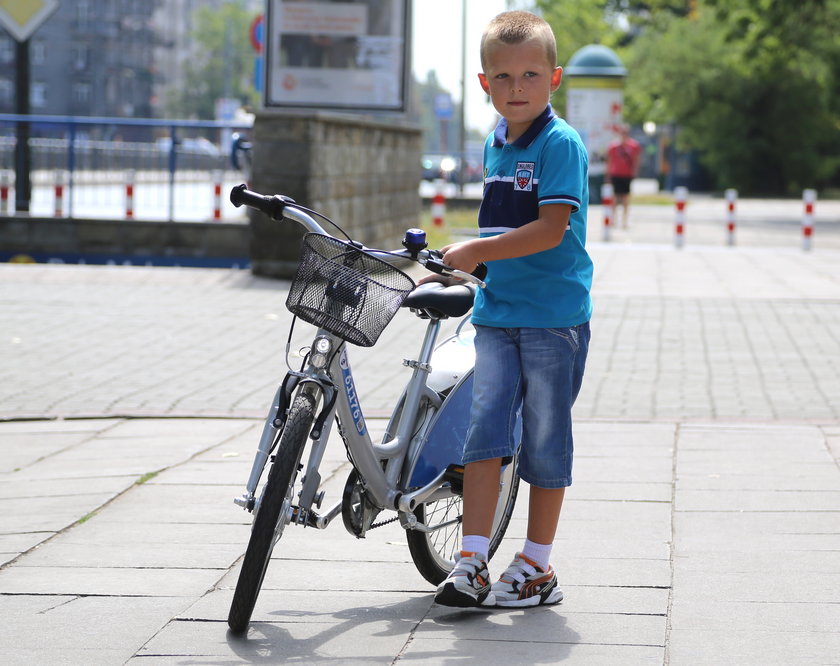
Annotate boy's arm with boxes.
[441,203,571,275]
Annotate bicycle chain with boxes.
[369,514,400,530]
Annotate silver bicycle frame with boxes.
[235,201,476,526]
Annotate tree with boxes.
[621,0,840,194]
[534,0,621,115]
[165,3,259,119]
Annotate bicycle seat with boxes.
[402,282,476,319]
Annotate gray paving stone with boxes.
[0,565,224,596]
[2,230,840,664]
[0,492,119,533]
[418,605,666,651]
[0,594,191,650]
[667,628,840,665]
[401,640,665,665]
[136,615,416,664]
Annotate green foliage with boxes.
[532,0,840,194]
[621,0,840,194]
[165,3,259,119]
[533,0,621,115]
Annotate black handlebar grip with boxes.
[229,184,294,221]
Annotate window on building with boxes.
[0,79,13,105]
[74,44,89,71]
[77,0,92,29]
[31,82,47,108]
[32,40,47,65]
[0,36,13,64]
[73,82,92,107]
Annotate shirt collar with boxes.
[492,105,556,149]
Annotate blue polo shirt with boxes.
[473,105,592,329]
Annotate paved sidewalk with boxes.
[1,209,840,664]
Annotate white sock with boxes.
[461,535,490,558]
[521,539,552,571]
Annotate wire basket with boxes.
[286,233,415,347]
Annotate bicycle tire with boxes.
[406,454,520,585]
[227,392,316,634]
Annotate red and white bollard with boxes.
[213,170,223,221]
[53,170,65,217]
[1,170,10,214]
[601,182,614,242]
[125,170,135,219]
[674,186,688,248]
[802,188,816,251]
[431,180,446,227]
[725,188,737,246]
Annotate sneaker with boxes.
[491,553,563,608]
[434,551,495,608]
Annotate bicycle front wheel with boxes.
[406,456,519,585]
[227,391,316,634]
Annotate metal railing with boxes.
[0,114,252,222]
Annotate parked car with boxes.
[421,154,485,183]
[155,136,221,157]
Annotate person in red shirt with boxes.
[606,124,642,228]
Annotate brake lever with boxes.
[424,254,486,288]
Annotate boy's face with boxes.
[478,38,562,140]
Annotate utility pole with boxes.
[457,0,467,196]
[1,0,61,212]
[14,38,31,213]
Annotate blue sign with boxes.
[434,93,453,120]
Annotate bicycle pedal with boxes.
[443,464,464,496]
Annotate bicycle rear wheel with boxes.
[227,391,316,634]
[407,456,519,585]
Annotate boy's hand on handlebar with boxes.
[418,273,462,286]
[441,240,483,276]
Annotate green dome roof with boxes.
[565,45,627,77]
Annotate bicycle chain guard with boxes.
[341,468,384,537]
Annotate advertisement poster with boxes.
[265,0,409,111]
[566,82,624,177]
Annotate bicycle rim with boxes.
[406,454,520,586]
[227,392,316,634]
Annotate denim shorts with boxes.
[462,323,590,488]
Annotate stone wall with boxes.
[0,216,249,267]
[249,110,422,278]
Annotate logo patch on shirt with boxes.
[514,162,535,191]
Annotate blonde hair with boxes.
[480,11,557,71]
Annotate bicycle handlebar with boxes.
[230,184,486,287]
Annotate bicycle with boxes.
[226,185,520,634]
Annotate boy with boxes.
[433,10,592,608]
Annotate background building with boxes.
[0,0,260,124]
[0,0,160,122]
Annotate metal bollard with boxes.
[431,180,446,227]
[213,170,223,221]
[54,170,65,217]
[802,189,816,251]
[674,186,688,249]
[725,188,737,246]
[125,169,135,219]
[601,182,614,242]
[1,170,11,214]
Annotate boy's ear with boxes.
[551,66,563,90]
[478,72,490,94]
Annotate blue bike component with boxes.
[402,228,427,255]
[339,348,366,436]
[409,371,521,487]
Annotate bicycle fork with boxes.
[234,371,335,517]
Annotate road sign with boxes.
[0,0,59,42]
[434,93,453,120]
[249,14,264,54]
